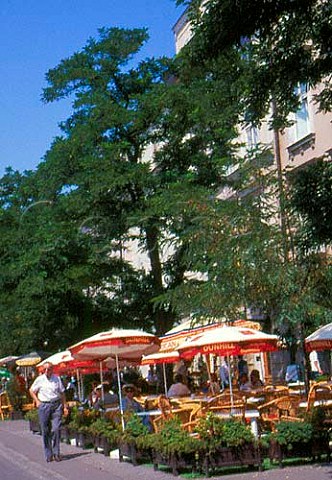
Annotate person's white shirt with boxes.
[167,382,190,397]
[30,373,65,402]
[309,351,323,374]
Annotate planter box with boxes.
[269,439,330,467]
[75,431,93,449]
[60,426,75,444]
[11,411,24,420]
[202,444,262,477]
[119,441,151,466]
[152,450,199,476]
[29,419,41,435]
[93,434,116,456]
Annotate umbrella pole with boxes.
[227,355,234,409]
[99,361,104,401]
[204,354,214,393]
[163,363,168,396]
[116,354,125,431]
[76,369,80,401]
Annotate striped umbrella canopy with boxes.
[141,350,180,395]
[69,328,160,429]
[37,350,103,375]
[69,329,160,361]
[177,325,279,359]
[177,325,279,407]
[305,323,332,352]
[160,317,219,352]
[141,351,180,366]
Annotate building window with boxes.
[294,83,310,141]
[246,125,259,150]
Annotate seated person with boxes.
[121,383,152,431]
[285,364,300,383]
[93,383,119,409]
[121,384,143,413]
[249,369,264,389]
[167,374,191,397]
[238,373,251,391]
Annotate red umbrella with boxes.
[305,323,332,352]
[177,325,279,406]
[141,351,180,395]
[69,328,160,428]
[177,325,278,359]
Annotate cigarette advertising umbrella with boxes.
[160,317,219,352]
[177,325,279,358]
[69,328,160,428]
[37,350,106,401]
[141,350,180,395]
[305,322,332,352]
[177,325,279,406]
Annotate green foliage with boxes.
[24,408,39,422]
[176,0,332,123]
[195,413,254,452]
[67,407,100,433]
[120,412,150,446]
[147,417,202,455]
[271,421,313,449]
[289,159,332,248]
[87,417,121,443]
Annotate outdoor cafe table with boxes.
[213,409,260,438]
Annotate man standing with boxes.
[29,362,68,463]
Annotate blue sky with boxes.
[0,0,183,176]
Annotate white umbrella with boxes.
[305,323,332,352]
[177,325,279,407]
[69,328,160,429]
[141,350,180,395]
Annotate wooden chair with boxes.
[208,397,247,423]
[263,385,289,402]
[158,395,173,419]
[306,382,332,413]
[0,392,13,420]
[258,395,300,431]
[152,395,174,433]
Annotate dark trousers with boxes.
[38,401,63,460]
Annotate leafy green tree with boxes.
[289,159,332,248]
[176,0,332,123]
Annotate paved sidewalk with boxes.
[0,420,331,480]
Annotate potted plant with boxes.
[269,408,331,466]
[195,413,262,476]
[118,413,152,466]
[268,420,313,466]
[88,417,120,456]
[146,417,203,476]
[66,407,99,448]
[25,408,40,434]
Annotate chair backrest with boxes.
[158,395,173,419]
[307,383,332,412]
[0,392,10,408]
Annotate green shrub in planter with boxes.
[195,413,255,452]
[271,421,313,450]
[25,408,39,422]
[147,417,203,456]
[120,413,151,449]
[88,417,121,445]
[67,407,100,433]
